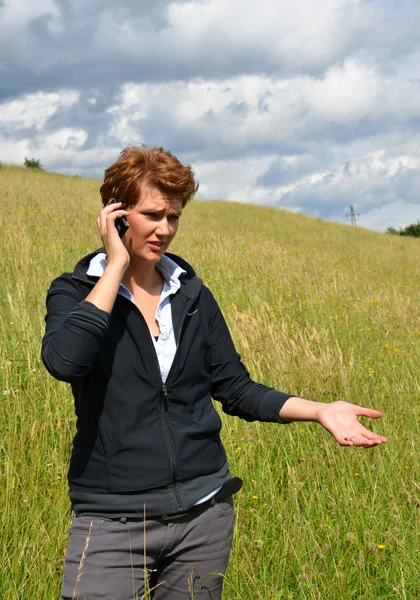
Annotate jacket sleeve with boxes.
[206,288,294,423]
[41,274,111,382]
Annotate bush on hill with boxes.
[24,157,44,170]
[400,221,420,237]
[386,221,420,237]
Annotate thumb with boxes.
[356,407,382,419]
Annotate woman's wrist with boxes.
[279,396,327,423]
[104,260,128,277]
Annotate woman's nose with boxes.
[156,218,170,236]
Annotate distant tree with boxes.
[386,221,420,238]
[24,157,43,170]
[399,221,420,238]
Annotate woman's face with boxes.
[123,182,183,264]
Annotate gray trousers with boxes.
[61,496,235,600]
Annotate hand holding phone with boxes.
[109,198,129,238]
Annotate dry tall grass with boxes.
[1,165,419,599]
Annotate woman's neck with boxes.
[122,259,163,294]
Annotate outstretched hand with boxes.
[315,400,388,447]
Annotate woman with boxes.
[42,146,387,600]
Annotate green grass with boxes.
[1,165,419,599]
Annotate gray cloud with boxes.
[256,156,323,188]
[2,0,418,102]
[1,0,420,231]
[42,87,121,148]
[278,162,420,222]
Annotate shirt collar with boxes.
[156,254,186,294]
[86,253,186,293]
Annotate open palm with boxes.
[316,400,388,447]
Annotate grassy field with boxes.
[0,164,419,599]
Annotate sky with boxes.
[1,0,420,232]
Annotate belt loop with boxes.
[120,517,127,525]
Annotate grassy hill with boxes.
[1,166,419,599]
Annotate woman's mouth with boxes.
[147,240,165,251]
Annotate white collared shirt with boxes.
[87,253,186,383]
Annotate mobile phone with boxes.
[109,198,129,238]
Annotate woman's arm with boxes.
[41,276,111,381]
[205,288,388,447]
[279,397,388,447]
[206,288,292,421]
[41,202,130,382]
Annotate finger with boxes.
[99,205,111,230]
[97,212,109,241]
[357,425,388,442]
[342,430,387,447]
[347,436,376,447]
[100,201,121,217]
[104,200,130,214]
[355,407,382,419]
[100,201,123,221]
[99,203,129,225]
[336,434,385,448]
[97,205,127,236]
[105,210,130,232]
[107,209,130,220]
[334,434,354,447]
[353,432,388,446]
[359,429,388,443]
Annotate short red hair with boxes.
[100,145,199,208]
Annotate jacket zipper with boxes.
[116,286,201,511]
[158,382,183,510]
[127,304,185,510]
[153,290,201,511]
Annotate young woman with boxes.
[42,146,387,600]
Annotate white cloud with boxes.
[166,0,367,72]
[0,90,79,130]
[107,64,420,158]
[42,128,88,149]
[306,60,380,122]
[0,0,58,26]
[0,136,31,164]
[195,154,276,200]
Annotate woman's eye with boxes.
[143,212,179,221]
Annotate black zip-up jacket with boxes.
[42,250,293,515]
